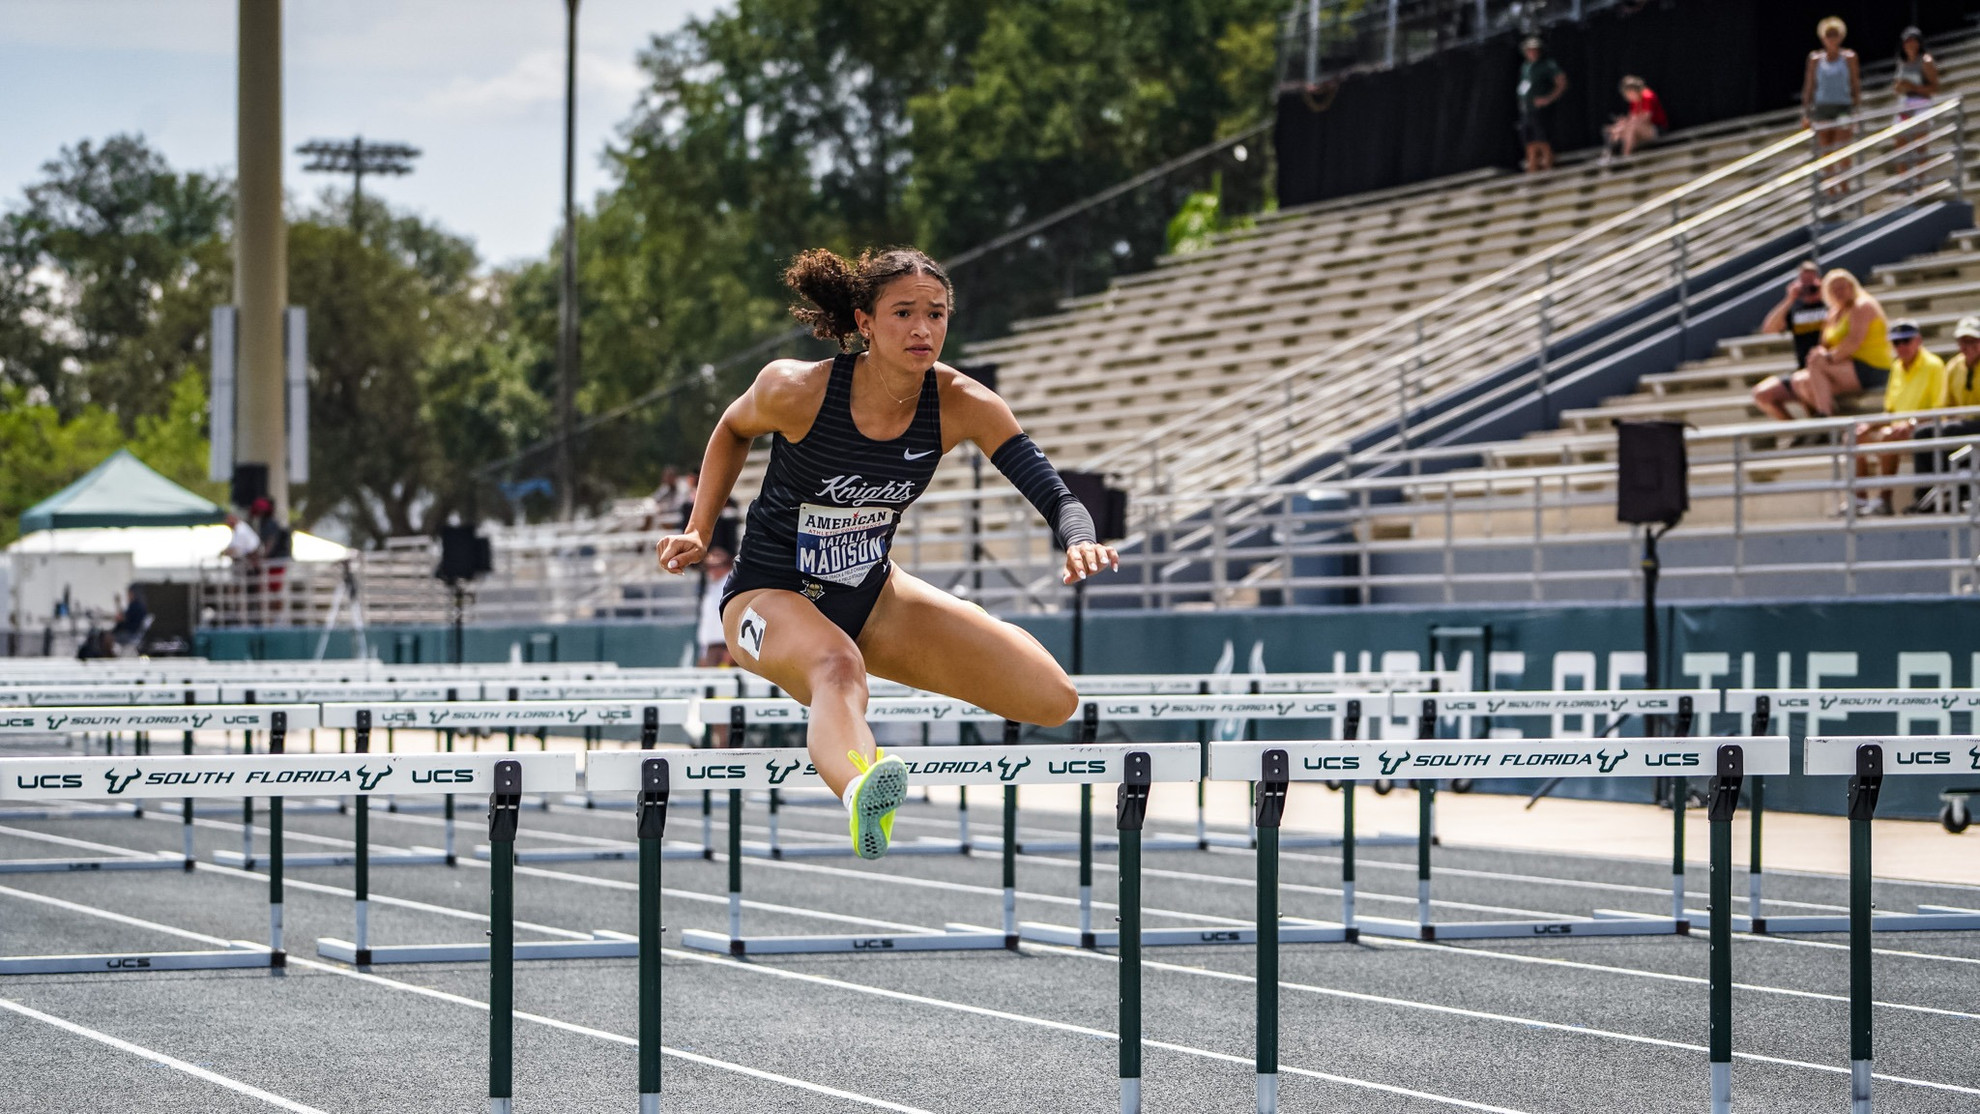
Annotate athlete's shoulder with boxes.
[749,357,833,419]
[932,363,1002,407]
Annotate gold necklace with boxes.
[862,355,921,405]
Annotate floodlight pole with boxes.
[296,136,421,240]
[556,0,581,520]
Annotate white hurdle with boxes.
[587,742,1195,1114]
[1354,690,1721,941]
[1718,689,1980,936]
[1802,736,1980,1114]
[311,700,695,963]
[606,742,1201,959]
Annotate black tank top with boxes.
[734,352,944,594]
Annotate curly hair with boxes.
[783,247,954,350]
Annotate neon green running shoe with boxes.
[845,748,908,860]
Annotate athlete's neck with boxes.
[857,352,923,405]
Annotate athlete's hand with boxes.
[656,532,708,575]
[1061,541,1120,585]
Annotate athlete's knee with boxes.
[805,644,869,699]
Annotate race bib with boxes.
[795,503,895,587]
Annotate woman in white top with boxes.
[1893,27,1941,190]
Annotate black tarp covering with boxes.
[1277,0,1973,207]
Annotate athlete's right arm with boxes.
[657,360,818,574]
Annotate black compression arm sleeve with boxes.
[989,434,1098,550]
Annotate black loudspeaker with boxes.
[437,525,493,582]
[230,464,269,510]
[1061,470,1129,541]
[1616,421,1688,526]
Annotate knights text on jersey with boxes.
[734,353,944,595]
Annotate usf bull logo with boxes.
[46,715,69,730]
[1596,749,1628,774]
[1970,746,1980,771]
[996,756,1032,782]
[764,759,802,786]
[1377,751,1411,777]
[104,768,141,795]
[355,766,393,792]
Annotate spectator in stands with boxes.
[1602,76,1667,165]
[1850,319,1943,515]
[1801,18,1861,188]
[1753,262,1830,415]
[1893,27,1940,191]
[1911,316,1980,511]
[221,513,260,562]
[1517,37,1567,175]
[1760,269,1894,421]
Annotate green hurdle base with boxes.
[739,837,967,859]
[317,931,638,966]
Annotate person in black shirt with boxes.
[1751,261,1830,419]
[655,247,1115,858]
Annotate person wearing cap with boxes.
[1851,319,1942,515]
[1517,37,1567,175]
[1893,27,1940,191]
[1911,315,1980,510]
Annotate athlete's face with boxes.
[856,274,948,373]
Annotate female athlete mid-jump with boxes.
[655,247,1118,859]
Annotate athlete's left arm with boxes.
[942,371,1120,585]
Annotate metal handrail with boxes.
[1107,98,1963,499]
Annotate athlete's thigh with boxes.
[855,568,1077,726]
[721,588,860,706]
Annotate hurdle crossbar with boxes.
[1353,691,1722,941]
[592,742,1198,959]
[1802,737,1980,1114]
[588,746,1189,1114]
[1716,690,1980,936]
[314,702,684,963]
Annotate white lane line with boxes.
[1368,936,1980,1022]
[1010,938,1980,1097]
[0,996,328,1113]
[0,885,934,1114]
[661,946,1539,1114]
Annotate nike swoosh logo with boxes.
[903,449,935,460]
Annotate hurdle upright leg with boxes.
[181,728,196,868]
[1079,783,1095,948]
[1116,754,1151,1114]
[1847,744,1884,1114]
[637,758,669,1114]
[1415,780,1434,934]
[354,711,373,965]
[1706,745,1745,1114]
[1253,751,1289,1114]
[1671,776,1687,926]
[269,713,288,966]
[727,789,744,950]
[1003,786,1019,946]
[1748,775,1766,930]
[488,761,522,1114]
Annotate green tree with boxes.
[0,135,229,418]
[0,386,122,545]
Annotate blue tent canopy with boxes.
[18,450,227,534]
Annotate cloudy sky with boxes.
[0,0,713,267]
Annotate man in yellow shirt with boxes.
[1854,319,1944,515]
[1911,315,1980,511]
